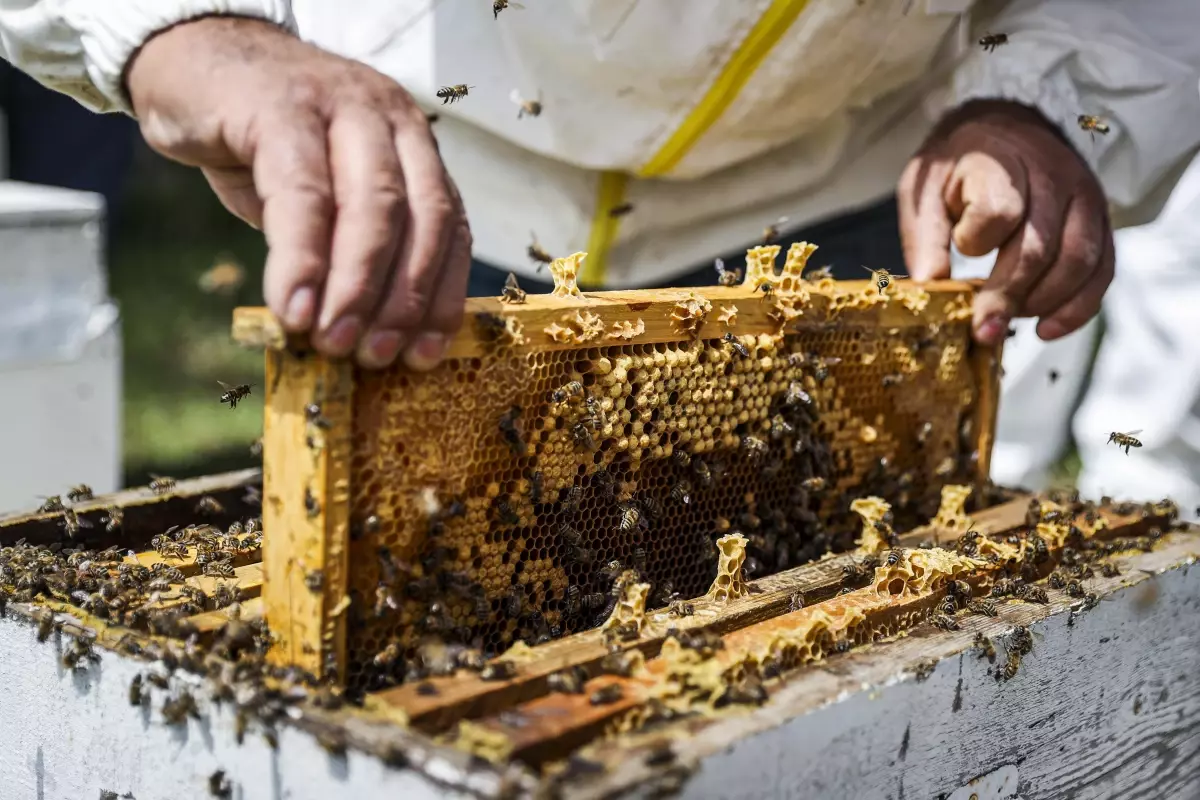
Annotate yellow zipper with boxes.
[638,0,811,178]
[581,0,809,286]
[578,170,630,288]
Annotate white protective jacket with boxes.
[2,0,1200,287]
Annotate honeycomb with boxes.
[338,244,993,692]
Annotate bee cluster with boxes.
[337,287,983,693]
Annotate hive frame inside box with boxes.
[231,244,1003,687]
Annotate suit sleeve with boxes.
[950,0,1200,213]
[0,0,296,113]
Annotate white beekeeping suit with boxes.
[2,1,1200,285]
[955,149,1200,523]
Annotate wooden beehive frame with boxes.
[233,246,1003,683]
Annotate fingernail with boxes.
[284,287,316,330]
[403,332,448,371]
[318,316,362,355]
[1037,319,1067,341]
[975,313,1009,345]
[356,330,405,369]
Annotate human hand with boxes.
[898,100,1113,346]
[126,15,471,370]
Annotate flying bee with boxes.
[670,479,692,505]
[978,31,1008,51]
[101,505,124,533]
[37,495,64,513]
[804,264,833,281]
[553,381,584,404]
[1107,429,1143,455]
[217,381,253,409]
[608,202,635,218]
[59,509,93,538]
[66,484,93,503]
[528,231,553,271]
[500,272,527,304]
[195,495,224,516]
[1077,114,1110,142]
[498,405,527,455]
[148,475,176,494]
[861,266,891,294]
[436,84,473,104]
[762,216,789,244]
[713,257,742,287]
[493,0,525,19]
[722,332,750,358]
[589,684,624,706]
[509,87,541,118]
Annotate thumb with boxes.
[898,156,955,280]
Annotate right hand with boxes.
[126,15,471,370]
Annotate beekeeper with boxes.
[1,0,1198,376]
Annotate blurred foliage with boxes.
[113,143,266,483]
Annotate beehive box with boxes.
[231,243,1003,692]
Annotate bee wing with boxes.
[509,88,525,106]
[510,1,526,7]
[1121,429,1143,436]
[713,257,725,272]
[217,380,234,391]
[504,272,520,289]
[860,265,875,274]
[824,357,844,365]
[775,216,790,226]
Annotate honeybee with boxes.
[762,216,789,244]
[37,495,64,513]
[670,479,692,505]
[1107,429,1143,455]
[1100,562,1120,578]
[495,496,520,526]
[66,484,94,503]
[804,264,833,281]
[800,477,826,492]
[717,676,768,707]
[547,666,588,694]
[1077,114,1110,141]
[528,232,553,271]
[101,505,124,533]
[436,84,473,104]
[500,272,526,304]
[740,435,768,462]
[862,266,891,294]
[560,484,583,514]
[967,599,998,617]
[217,381,253,409]
[713,257,742,287]
[841,562,868,585]
[570,420,597,451]
[59,508,93,538]
[668,594,695,617]
[161,691,200,724]
[608,202,635,218]
[617,502,643,532]
[493,0,525,19]
[758,281,776,300]
[197,255,246,295]
[812,356,841,383]
[509,88,542,118]
[973,632,996,662]
[978,32,1008,51]
[148,475,176,494]
[208,770,232,799]
[783,381,812,409]
[998,650,1021,681]
[589,683,624,706]
[722,332,749,358]
[498,405,527,455]
[1009,625,1034,656]
[195,495,224,516]
[481,660,518,681]
[929,613,959,631]
[553,381,584,404]
[1016,585,1048,604]
[691,457,713,488]
[203,560,237,579]
[885,549,905,566]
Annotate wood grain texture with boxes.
[563,531,1200,800]
[232,279,985,358]
[261,349,354,679]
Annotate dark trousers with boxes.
[0,61,138,235]
[467,195,904,297]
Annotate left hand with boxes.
[898,99,1114,346]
